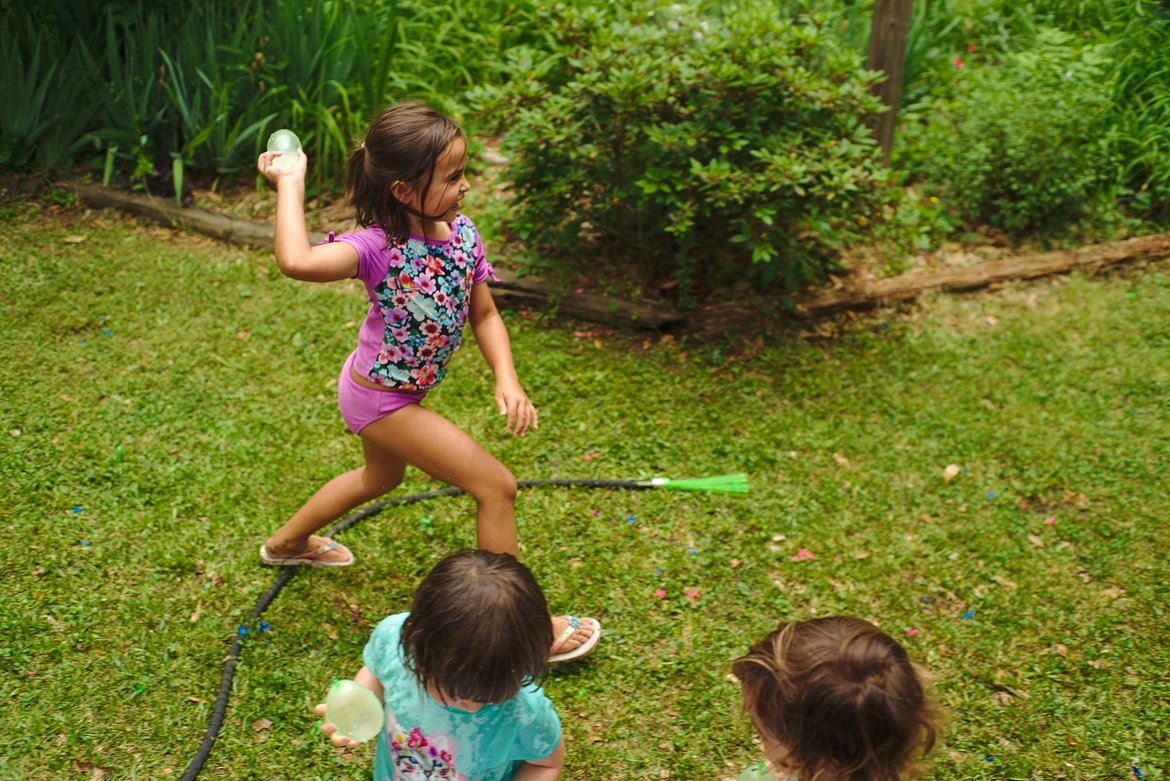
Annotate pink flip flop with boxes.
[259,537,354,568]
[548,615,601,664]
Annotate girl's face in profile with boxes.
[400,137,470,227]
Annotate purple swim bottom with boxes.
[337,351,427,434]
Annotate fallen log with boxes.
[70,183,1169,325]
[795,233,1170,319]
[69,183,683,329]
[72,182,280,249]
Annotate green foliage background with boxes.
[2,0,1169,294]
[473,3,896,291]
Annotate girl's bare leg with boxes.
[360,404,595,653]
[359,404,518,554]
[263,436,406,563]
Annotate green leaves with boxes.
[0,0,563,191]
[901,28,1117,235]
[482,1,892,298]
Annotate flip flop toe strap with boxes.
[312,539,339,556]
[553,616,582,652]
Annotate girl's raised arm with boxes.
[258,149,359,282]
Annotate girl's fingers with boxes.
[314,703,327,717]
[329,733,351,747]
[495,389,536,437]
[514,400,537,437]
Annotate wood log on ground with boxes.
[69,183,683,329]
[795,233,1170,319]
[70,183,1170,325]
[72,183,283,249]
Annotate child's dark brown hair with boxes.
[346,101,465,243]
[400,549,553,704]
[732,617,940,781]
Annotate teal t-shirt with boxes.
[363,613,562,781]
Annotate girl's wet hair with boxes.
[732,617,941,781]
[346,101,465,244]
[400,550,553,704]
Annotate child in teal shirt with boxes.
[318,550,564,780]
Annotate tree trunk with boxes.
[867,0,914,164]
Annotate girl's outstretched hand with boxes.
[314,703,365,748]
[495,380,538,437]
[256,148,307,185]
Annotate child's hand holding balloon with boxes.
[257,129,306,184]
[315,679,385,747]
[315,703,362,747]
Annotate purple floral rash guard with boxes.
[334,215,497,392]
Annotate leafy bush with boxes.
[475,2,896,293]
[0,0,564,193]
[0,7,101,168]
[1105,5,1170,224]
[898,28,1114,235]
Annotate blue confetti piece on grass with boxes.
[237,625,248,636]
[986,492,998,499]
[919,597,930,604]
[655,568,663,575]
[626,515,636,524]
[101,328,113,337]
[1133,766,1145,780]
[984,755,994,763]
[258,620,272,633]
[79,540,91,547]
[71,506,83,513]
[963,610,976,619]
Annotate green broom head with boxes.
[643,473,749,494]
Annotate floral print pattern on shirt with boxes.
[369,216,481,391]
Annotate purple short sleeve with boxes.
[333,226,391,289]
[471,232,499,285]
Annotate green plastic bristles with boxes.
[639,473,749,495]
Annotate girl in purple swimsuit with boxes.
[255,102,599,663]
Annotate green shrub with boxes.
[475,2,896,294]
[1105,6,1170,225]
[897,28,1115,235]
[0,5,102,168]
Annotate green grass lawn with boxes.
[1,199,1167,780]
